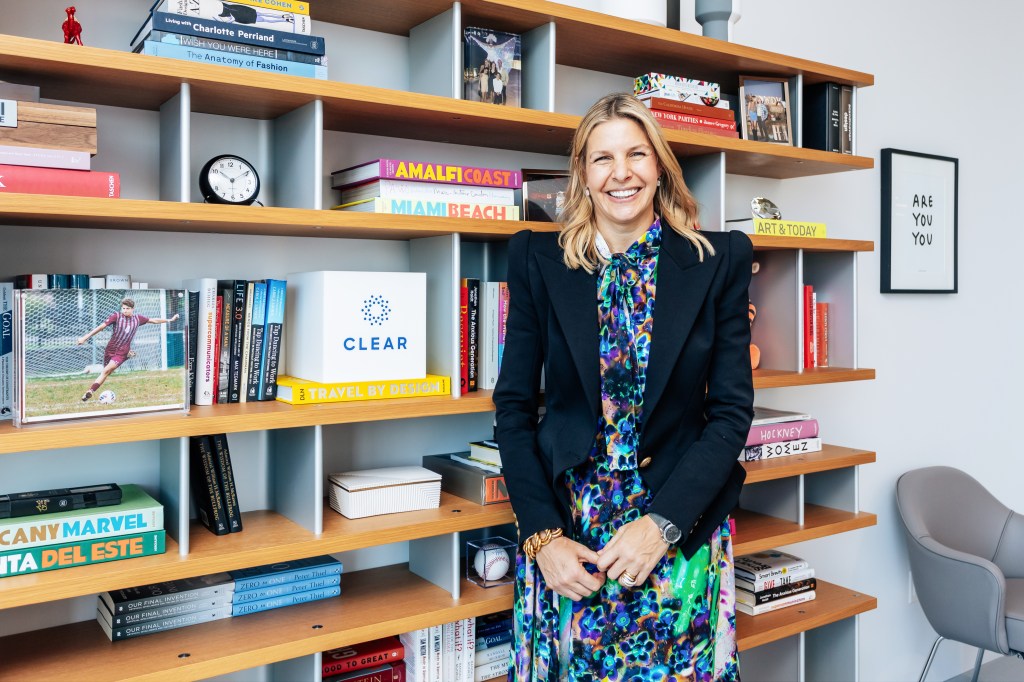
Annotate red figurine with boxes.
[62,6,83,45]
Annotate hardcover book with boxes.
[338,179,515,206]
[735,550,809,581]
[143,30,327,65]
[735,589,816,616]
[132,11,326,54]
[334,198,520,221]
[751,406,813,425]
[0,530,165,578]
[803,82,841,153]
[100,571,234,614]
[0,144,91,170]
[233,573,340,603]
[231,583,341,616]
[97,603,232,641]
[328,466,442,519]
[137,41,328,80]
[463,27,522,108]
[638,96,734,121]
[736,566,815,593]
[154,0,313,34]
[0,283,11,421]
[98,589,230,627]
[257,278,286,400]
[211,433,243,532]
[741,437,822,461]
[275,374,451,405]
[331,159,521,190]
[325,662,406,682]
[322,635,405,677]
[188,435,229,535]
[230,554,342,591]
[746,418,820,446]
[0,165,118,198]
[736,577,817,605]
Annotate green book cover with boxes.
[0,484,164,551]
[0,529,166,578]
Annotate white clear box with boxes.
[466,536,515,588]
[328,466,441,519]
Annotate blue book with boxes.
[230,554,341,592]
[231,584,341,616]
[246,281,267,401]
[476,630,513,650]
[138,41,327,80]
[232,573,341,603]
[132,11,326,55]
[257,279,287,400]
[476,616,513,637]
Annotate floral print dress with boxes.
[511,220,739,682]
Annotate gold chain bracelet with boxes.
[522,528,564,560]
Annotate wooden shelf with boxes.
[0,565,513,682]
[0,391,496,456]
[736,580,876,651]
[741,445,876,484]
[750,235,875,252]
[0,494,514,610]
[733,504,876,556]
[0,35,872,179]
[314,0,874,89]
[753,367,875,389]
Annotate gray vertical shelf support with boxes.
[269,425,323,534]
[273,100,323,209]
[411,234,460,397]
[790,74,803,149]
[805,466,860,514]
[410,531,462,599]
[806,615,859,681]
[410,3,462,98]
[522,22,556,112]
[271,653,321,681]
[684,152,726,231]
[159,437,190,556]
[159,83,190,202]
[739,475,803,524]
[740,635,804,682]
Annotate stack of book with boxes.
[633,72,738,138]
[802,284,830,369]
[10,273,145,290]
[189,433,243,536]
[331,158,522,221]
[421,452,509,506]
[473,611,513,681]
[459,279,509,393]
[0,82,120,197]
[130,0,327,80]
[741,407,822,461]
[96,554,342,641]
[182,277,287,406]
[322,635,405,682]
[734,550,816,616]
[0,483,165,578]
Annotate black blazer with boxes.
[493,226,755,560]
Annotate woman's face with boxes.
[583,117,660,239]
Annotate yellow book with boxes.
[226,0,310,15]
[753,219,827,238]
[276,375,451,404]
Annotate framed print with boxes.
[880,148,958,293]
[521,169,569,222]
[739,76,793,145]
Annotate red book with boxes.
[460,280,469,395]
[649,115,739,139]
[648,107,737,131]
[802,285,813,369]
[324,661,405,682]
[322,636,405,678]
[816,302,830,367]
[0,164,119,197]
[213,294,223,402]
[639,96,735,121]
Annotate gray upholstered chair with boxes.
[896,466,1024,682]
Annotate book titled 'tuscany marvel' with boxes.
[331,159,522,190]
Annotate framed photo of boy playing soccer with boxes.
[13,289,189,425]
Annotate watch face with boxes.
[201,155,260,205]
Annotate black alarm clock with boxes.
[199,154,261,205]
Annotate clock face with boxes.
[201,155,260,205]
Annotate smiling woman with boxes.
[494,92,754,681]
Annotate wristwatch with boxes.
[647,512,682,545]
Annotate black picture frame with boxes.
[880,148,958,293]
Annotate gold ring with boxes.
[620,571,637,586]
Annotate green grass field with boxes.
[24,369,187,419]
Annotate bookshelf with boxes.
[0,1,875,679]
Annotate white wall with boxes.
[709,1,1024,679]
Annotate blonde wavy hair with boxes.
[559,93,714,271]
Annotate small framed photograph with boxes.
[881,148,959,293]
[521,169,569,222]
[739,76,793,145]
[14,288,189,424]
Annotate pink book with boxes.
[331,158,522,190]
[746,418,820,446]
[0,164,118,197]
[497,282,510,371]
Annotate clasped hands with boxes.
[535,515,668,601]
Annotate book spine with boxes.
[802,284,813,369]
[322,639,405,677]
[377,159,522,188]
[145,30,326,65]
[140,41,326,79]
[340,181,515,205]
[0,504,164,551]
[231,584,340,616]
[442,620,456,681]
[746,419,820,446]
[736,560,811,582]
[826,83,842,154]
[325,663,406,682]
[497,282,509,372]
[811,290,818,368]
[0,144,91,170]
[819,302,830,367]
[737,589,816,616]
[475,631,511,650]
[343,197,520,220]
[105,593,231,628]
[647,114,739,138]
[238,282,254,402]
[474,615,513,637]
[647,108,736,130]
[210,0,309,15]
[751,219,827,238]
[186,289,199,406]
[246,281,267,401]
[229,279,247,402]
[750,577,817,605]
[0,530,165,578]
[737,567,815,592]
[0,164,119,198]
[183,279,217,405]
[464,617,476,682]
[0,283,11,421]
[233,573,340,602]
[474,657,509,682]
[742,437,822,461]
[460,281,469,395]
[216,291,229,403]
[429,624,442,682]
[103,605,232,640]
[400,628,429,680]
[211,433,243,532]
[474,641,511,666]
[188,435,229,535]
[147,12,325,53]
[840,85,853,154]
[467,278,479,392]
[453,618,466,682]
[258,279,286,400]
[160,0,313,34]
[639,96,735,121]
[276,375,450,405]
[233,563,342,591]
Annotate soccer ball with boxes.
[98,390,116,404]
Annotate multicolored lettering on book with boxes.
[0,530,165,577]
[275,374,450,405]
[332,159,522,189]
